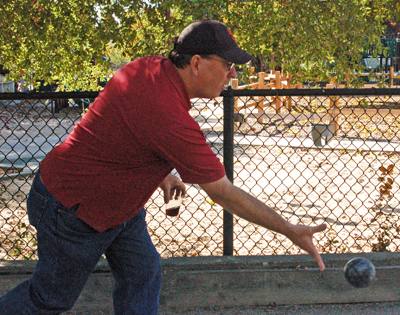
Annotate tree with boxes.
[227,0,391,83]
[0,0,393,90]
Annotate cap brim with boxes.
[217,47,253,64]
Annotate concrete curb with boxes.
[0,253,399,312]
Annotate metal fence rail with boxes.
[0,89,399,260]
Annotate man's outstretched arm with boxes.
[200,175,327,271]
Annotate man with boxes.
[0,20,326,314]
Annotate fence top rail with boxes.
[0,91,99,100]
[222,87,400,97]
[1,88,400,100]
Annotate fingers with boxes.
[292,224,326,272]
[317,256,325,272]
[310,247,325,271]
[164,189,171,203]
[310,224,326,271]
[299,235,325,272]
[181,183,187,197]
[162,177,186,203]
[172,188,181,199]
[176,181,186,197]
[300,237,325,272]
[172,188,179,199]
[313,223,327,233]
[173,182,186,199]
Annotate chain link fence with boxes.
[0,89,399,260]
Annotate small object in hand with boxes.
[344,257,376,288]
[166,206,180,217]
[165,197,182,217]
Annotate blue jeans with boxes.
[0,172,161,314]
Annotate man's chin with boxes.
[204,93,221,99]
[196,89,223,99]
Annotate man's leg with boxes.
[105,209,161,315]
[0,173,118,314]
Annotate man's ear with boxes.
[190,54,202,76]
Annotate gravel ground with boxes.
[159,302,400,315]
[65,302,400,315]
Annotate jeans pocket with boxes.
[27,189,47,228]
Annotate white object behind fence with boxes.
[0,81,15,93]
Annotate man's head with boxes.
[170,20,252,67]
[169,20,252,99]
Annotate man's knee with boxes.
[150,251,161,277]
[140,250,161,283]
[30,282,78,313]
[123,250,161,285]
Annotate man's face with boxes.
[195,55,237,99]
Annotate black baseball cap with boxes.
[174,20,252,64]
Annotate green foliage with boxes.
[0,0,119,90]
[0,0,395,90]
[229,0,390,83]
[105,43,131,70]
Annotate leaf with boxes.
[387,164,395,175]
[384,183,393,190]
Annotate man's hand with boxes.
[159,174,186,203]
[285,223,327,271]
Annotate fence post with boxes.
[390,66,394,87]
[223,87,234,256]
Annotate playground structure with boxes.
[231,68,301,116]
[230,67,349,116]
[230,66,400,145]
[230,68,340,144]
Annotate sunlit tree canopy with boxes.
[0,0,396,90]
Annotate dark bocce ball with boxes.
[344,257,376,288]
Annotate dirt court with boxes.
[0,97,400,260]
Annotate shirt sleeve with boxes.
[149,115,225,184]
[140,92,225,184]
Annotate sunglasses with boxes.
[204,55,235,71]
